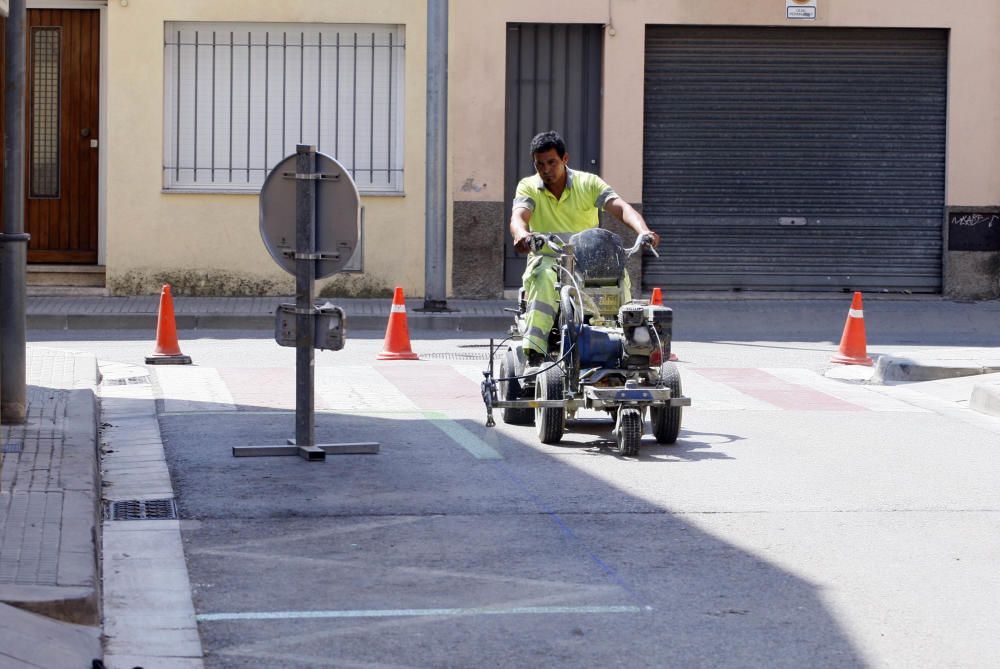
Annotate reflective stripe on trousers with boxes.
[521,255,559,354]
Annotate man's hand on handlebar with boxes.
[513,233,534,253]
[641,230,661,248]
[626,231,662,258]
[639,231,660,258]
[515,233,559,254]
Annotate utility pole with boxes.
[421,0,450,312]
[1,0,28,424]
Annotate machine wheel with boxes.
[535,365,565,444]
[616,407,642,456]
[651,362,683,444]
[499,348,534,426]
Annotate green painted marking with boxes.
[423,411,503,460]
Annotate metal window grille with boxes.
[163,22,405,193]
[30,27,61,199]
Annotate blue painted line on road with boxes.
[197,604,647,623]
[423,411,503,460]
[499,462,647,606]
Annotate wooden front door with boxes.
[25,8,100,263]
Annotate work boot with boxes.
[523,349,545,377]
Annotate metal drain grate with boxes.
[421,351,500,361]
[2,443,22,454]
[104,499,178,521]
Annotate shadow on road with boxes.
[133,386,868,668]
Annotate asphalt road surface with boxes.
[30,329,1000,668]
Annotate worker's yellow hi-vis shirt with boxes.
[512,168,627,356]
[513,168,618,235]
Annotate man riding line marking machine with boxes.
[509,131,661,372]
[480,130,691,455]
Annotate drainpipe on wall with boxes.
[0,0,28,424]
[420,0,451,312]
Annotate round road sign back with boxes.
[259,151,360,280]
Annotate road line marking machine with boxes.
[481,228,691,455]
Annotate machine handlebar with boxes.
[626,233,659,258]
[528,233,563,253]
[530,231,656,257]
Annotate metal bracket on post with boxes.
[233,145,379,461]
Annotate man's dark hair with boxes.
[530,130,566,158]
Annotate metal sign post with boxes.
[294,146,319,456]
[233,145,378,461]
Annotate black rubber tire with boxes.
[616,407,642,456]
[535,365,565,444]
[651,362,683,444]
[499,348,534,425]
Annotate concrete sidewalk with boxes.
[27,294,513,332]
[869,349,1000,419]
[23,287,1000,361]
[25,292,1000,340]
[0,348,103,666]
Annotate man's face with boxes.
[533,148,568,187]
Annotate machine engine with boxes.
[618,303,672,366]
[562,303,673,369]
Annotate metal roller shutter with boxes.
[642,27,947,292]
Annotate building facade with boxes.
[4,0,999,299]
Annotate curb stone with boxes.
[0,602,102,667]
[970,375,1000,417]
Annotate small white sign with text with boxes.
[787,0,817,20]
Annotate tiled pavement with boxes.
[0,348,103,665]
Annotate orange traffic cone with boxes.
[145,284,192,365]
[649,287,679,361]
[830,291,873,366]
[377,287,419,360]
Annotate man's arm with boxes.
[510,207,535,253]
[604,197,660,248]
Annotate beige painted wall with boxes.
[452,0,1000,207]
[107,0,999,295]
[106,0,430,295]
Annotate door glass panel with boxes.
[30,27,61,199]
